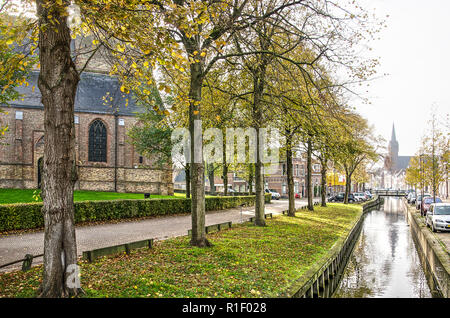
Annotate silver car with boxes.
[409,193,416,204]
[426,203,450,232]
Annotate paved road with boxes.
[0,198,317,272]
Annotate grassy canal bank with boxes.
[0,203,362,298]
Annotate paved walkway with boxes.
[0,198,318,272]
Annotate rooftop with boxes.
[3,71,141,116]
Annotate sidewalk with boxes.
[0,198,317,272]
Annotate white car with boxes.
[426,203,450,232]
[407,192,416,203]
[354,193,366,202]
[265,189,280,200]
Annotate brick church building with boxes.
[0,70,173,195]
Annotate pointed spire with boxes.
[391,123,397,142]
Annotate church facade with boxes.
[381,124,412,189]
[386,124,411,173]
[0,71,173,195]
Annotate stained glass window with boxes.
[88,120,107,162]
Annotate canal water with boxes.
[333,197,438,298]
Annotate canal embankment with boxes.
[403,199,450,298]
[282,196,384,298]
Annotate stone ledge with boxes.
[403,200,450,298]
[279,207,364,298]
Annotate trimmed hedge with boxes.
[0,194,271,232]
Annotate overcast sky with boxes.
[353,0,450,156]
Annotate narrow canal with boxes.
[333,197,439,298]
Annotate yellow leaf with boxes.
[120,85,129,94]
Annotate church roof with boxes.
[4,71,141,116]
[391,123,397,142]
[395,156,411,171]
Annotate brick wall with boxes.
[0,106,173,194]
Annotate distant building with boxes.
[0,72,173,194]
[265,156,322,198]
[173,155,324,197]
[382,123,412,189]
[386,123,411,173]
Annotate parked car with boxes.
[295,193,301,199]
[407,192,416,204]
[354,193,367,202]
[426,203,450,232]
[416,194,431,210]
[348,194,357,203]
[421,197,443,216]
[328,193,344,202]
[265,189,281,200]
[365,191,373,199]
[328,193,356,203]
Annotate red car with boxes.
[295,193,301,199]
[421,197,443,216]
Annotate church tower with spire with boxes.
[388,123,399,170]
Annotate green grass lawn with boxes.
[0,188,186,204]
[0,203,362,298]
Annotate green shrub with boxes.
[0,194,271,232]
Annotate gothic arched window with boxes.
[88,120,107,162]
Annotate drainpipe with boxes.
[114,111,118,192]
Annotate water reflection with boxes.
[333,197,433,298]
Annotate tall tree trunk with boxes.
[253,73,265,226]
[188,61,209,247]
[185,163,190,198]
[222,135,228,196]
[344,171,352,204]
[286,132,295,216]
[248,163,253,194]
[37,0,81,298]
[306,138,313,211]
[208,163,215,194]
[320,158,327,207]
[254,157,265,226]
